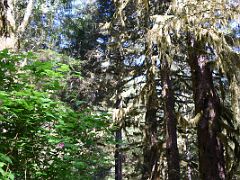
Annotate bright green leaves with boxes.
[23,54,70,91]
[0,89,59,124]
[0,49,112,179]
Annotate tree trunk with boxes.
[141,60,160,180]
[161,58,180,180]
[0,0,17,50]
[186,129,192,180]
[114,95,123,180]
[0,0,34,50]
[142,97,159,179]
[188,42,226,180]
[115,128,122,180]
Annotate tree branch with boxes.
[6,0,16,32]
[17,0,34,34]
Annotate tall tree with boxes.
[114,94,123,180]
[111,0,239,179]
[161,56,180,180]
[187,40,225,179]
[142,59,160,179]
[149,0,240,178]
[112,1,181,179]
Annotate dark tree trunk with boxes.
[114,95,123,180]
[142,97,160,180]
[115,129,122,180]
[161,58,180,180]
[188,42,226,180]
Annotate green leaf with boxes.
[73,161,87,169]
[0,153,12,164]
[0,49,9,59]
[58,64,69,72]
[0,162,6,168]
[8,173,14,180]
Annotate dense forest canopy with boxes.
[0,0,239,179]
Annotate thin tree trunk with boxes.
[115,128,122,180]
[161,58,180,180]
[114,95,123,180]
[186,129,192,180]
[188,42,226,179]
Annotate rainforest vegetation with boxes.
[0,0,239,179]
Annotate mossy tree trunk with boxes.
[142,90,160,179]
[161,58,180,180]
[188,42,226,180]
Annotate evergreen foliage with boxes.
[0,0,239,179]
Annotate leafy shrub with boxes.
[0,50,111,179]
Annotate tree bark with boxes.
[114,95,123,180]
[0,0,17,50]
[115,129,122,180]
[186,129,192,180]
[161,58,180,180]
[188,42,226,180]
[142,95,160,180]
[0,0,34,50]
